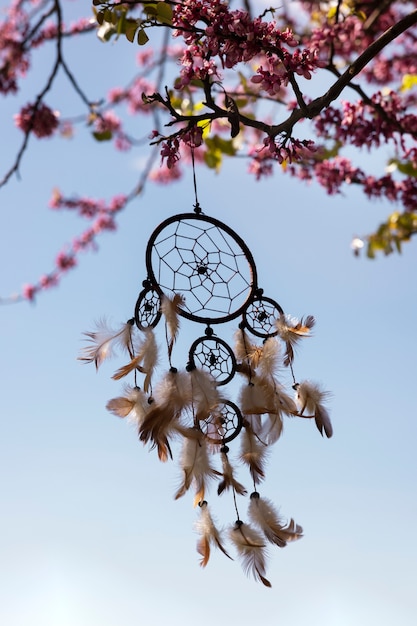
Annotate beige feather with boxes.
[161,293,185,361]
[195,501,232,567]
[106,385,149,425]
[295,380,333,438]
[229,521,271,587]
[234,328,263,371]
[239,421,268,485]
[141,329,158,393]
[257,337,282,378]
[248,492,303,547]
[139,369,190,461]
[111,328,158,389]
[217,446,247,496]
[275,313,315,366]
[174,430,220,504]
[78,318,135,370]
[189,368,221,422]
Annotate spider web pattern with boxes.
[134,287,161,329]
[244,296,284,338]
[189,337,236,385]
[147,216,257,323]
[200,400,243,444]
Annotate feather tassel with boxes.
[248,492,303,547]
[295,381,333,438]
[139,369,191,461]
[161,293,185,361]
[229,520,271,587]
[78,318,135,370]
[111,328,158,391]
[275,313,315,367]
[234,328,263,371]
[106,384,150,426]
[217,446,247,496]
[195,501,232,567]
[239,421,268,485]
[189,368,221,423]
[174,430,220,504]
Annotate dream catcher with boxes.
[80,191,332,587]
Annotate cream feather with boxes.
[195,501,232,567]
[139,369,191,461]
[239,421,268,485]
[174,430,220,504]
[141,329,159,393]
[189,368,221,422]
[229,520,271,587]
[161,293,185,361]
[248,492,303,547]
[295,381,333,438]
[111,328,158,390]
[106,385,150,426]
[261,413,283,445]
[257,337,282,378]
[275,313,315,366]
[79,318,135,370]
[217,446,247,496]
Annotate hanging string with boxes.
[191,146,201,214]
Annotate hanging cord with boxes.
[191,146,202,214]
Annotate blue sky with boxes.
[1,2,416,625]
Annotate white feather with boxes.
[248,493,303,547]
[229,521,271,587]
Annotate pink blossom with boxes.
[15,102,59,138]
[22,283,36,301]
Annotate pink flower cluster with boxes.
[15,102,59,138]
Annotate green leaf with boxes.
[143,3,158,16]
[156,1,173,24]
[205,135,237,156]
[125,20,139,43]
[137,28,149,45]
[92,130,113,142]
[204,148,222,171]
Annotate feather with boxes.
[112,355,146,380]
[174,430,220,504]
[261,413,283,445]
[78,318,135,370]
[229,520,271,587]
[195,501,232,567]
[295,381,333,438]
[161,293,185,361]
[257,337,282,378]
[248,492,303,547]
[139,369,191,461]
[111,328,158,389]
[141,329,158,393]
[275,313,315,366]
[217,446,247,496]
[239,379,275,416]
[233,328,263,371]
[106,385,150,426]
[189,368,221,422]
[239,421,268,485]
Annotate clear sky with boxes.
[1,2,416,625]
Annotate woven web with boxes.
[150,218,254,320]
[244,296,284,337]
[190,337,236,385]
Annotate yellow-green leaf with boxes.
[125,20,139,43]
[137,28,149,45]
[400,74,417,92]
[156,1,173,24]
